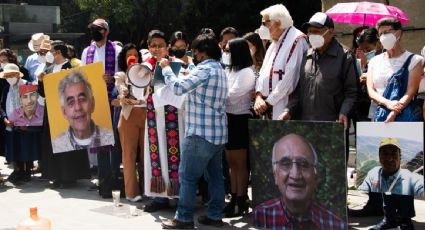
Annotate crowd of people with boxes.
[1,3,425,230]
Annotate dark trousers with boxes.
[97,129,122,181]
[383,193,415,219]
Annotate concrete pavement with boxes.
[1,157,424,229]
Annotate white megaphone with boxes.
[125,56,153,100]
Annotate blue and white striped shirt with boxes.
[162,59,228,145]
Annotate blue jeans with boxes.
[175,135,225,222]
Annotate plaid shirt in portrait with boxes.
[162,59,228,145]
[253,197,346,230]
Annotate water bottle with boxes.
[17,207,51,230]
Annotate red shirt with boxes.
[253,196,346,229]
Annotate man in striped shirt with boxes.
[160,34,228,229]
[253,134,346,229]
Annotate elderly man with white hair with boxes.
[253,133,346,229]
[254,4,308,120]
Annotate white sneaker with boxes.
[126,195,142,202]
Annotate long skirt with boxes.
[12,127,42,162]
[41,117,90,182]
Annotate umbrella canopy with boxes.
[326,1,409,26]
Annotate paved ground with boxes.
[0,156,424,229]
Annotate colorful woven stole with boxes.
[164,104,180,196]
[86,40,116,153]
[147,85,181,196]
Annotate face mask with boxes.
[46,52,54,63]
[258,25,271,40]
[6,77,17,85]
[91,29,104,42]
[308,34,325,49]
[222,52,231,66]
[380,33,397,50]
[365,50,376,61]
[0,62,6,69]
[172,48,186,59]
[37,55,46,64]
[308,29,329,49]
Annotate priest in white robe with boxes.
[254,4,308,120]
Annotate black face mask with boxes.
[91,29,104,42]
[171,48,186,59]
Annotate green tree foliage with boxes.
[69,0,320,47]
[249,120,347,219]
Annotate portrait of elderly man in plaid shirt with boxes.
[159,34,228,229]
[253,133,346,229]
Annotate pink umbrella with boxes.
[326,1,409,26]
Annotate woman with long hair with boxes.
[222,38,256,217]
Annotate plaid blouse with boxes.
[253,197,346,230]
[162,59,228,145]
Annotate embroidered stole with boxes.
[147,63,181,196]
[266,27,305,118]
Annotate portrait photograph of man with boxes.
[249,120,347,229]
[8,84,44,127]
[352,122,424,229]
[355,122,424,197]
[43,62,114,154]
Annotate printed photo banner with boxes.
[43,62,115,154]
[8,84,44,127]
[249,120,347,229]
[356,122,424,197]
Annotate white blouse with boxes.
[226,67,256,115]
[367,51,424,118]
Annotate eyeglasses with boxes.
[149,45,166,50]
[262,20,271,26]
[378,29,395,37]
[222,48,230,53]
[273,158,316,173]
[307,29,329,36]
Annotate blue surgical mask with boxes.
[365,50,376,61]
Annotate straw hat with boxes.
[39,39,52,51]
[0,63,24,78]
[28,33,50,52]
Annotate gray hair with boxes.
[271,135,319,171]
[58,71,93,106]
[260,4,294,30]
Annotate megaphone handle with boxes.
[126,85,132,99]
[143,86,152,100]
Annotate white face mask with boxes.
[37,55,46,64]
[0,62,6,69]
[46,52,54,64]
[222,52,231,66]
[6,77,18,85]
[380,33,397,50]
[308,30,328,49]
[258,25,271,40]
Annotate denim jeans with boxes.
[175,135,225,222]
